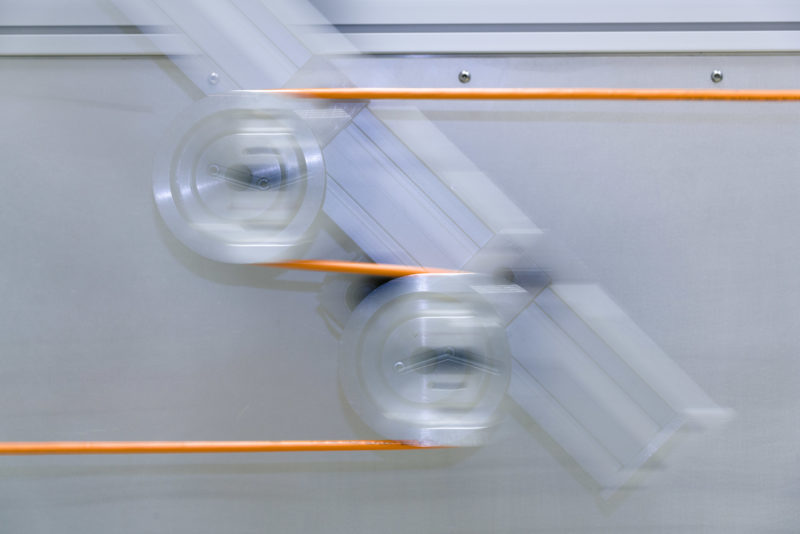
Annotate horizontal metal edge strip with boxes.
[311,31,800,54]
[0,34,195,56]
[0,25,174,35]
[329,22,800,33]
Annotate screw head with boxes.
[208,71,220,85]
[711,69,723,83]
[458,70,471,84]
[393,361,405,372]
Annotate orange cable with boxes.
[0,440,444,455]
[258,87,800,102]
[259,259,458,277]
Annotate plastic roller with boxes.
[153,94,325,263]
[339,273,512,446]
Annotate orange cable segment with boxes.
[260,259,459,277]
[0,440,445,455]
[259,87,800,102]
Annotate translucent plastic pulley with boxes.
[339,274,512,445]
[153,94,325,263]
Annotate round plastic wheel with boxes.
[153,94,325,263]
